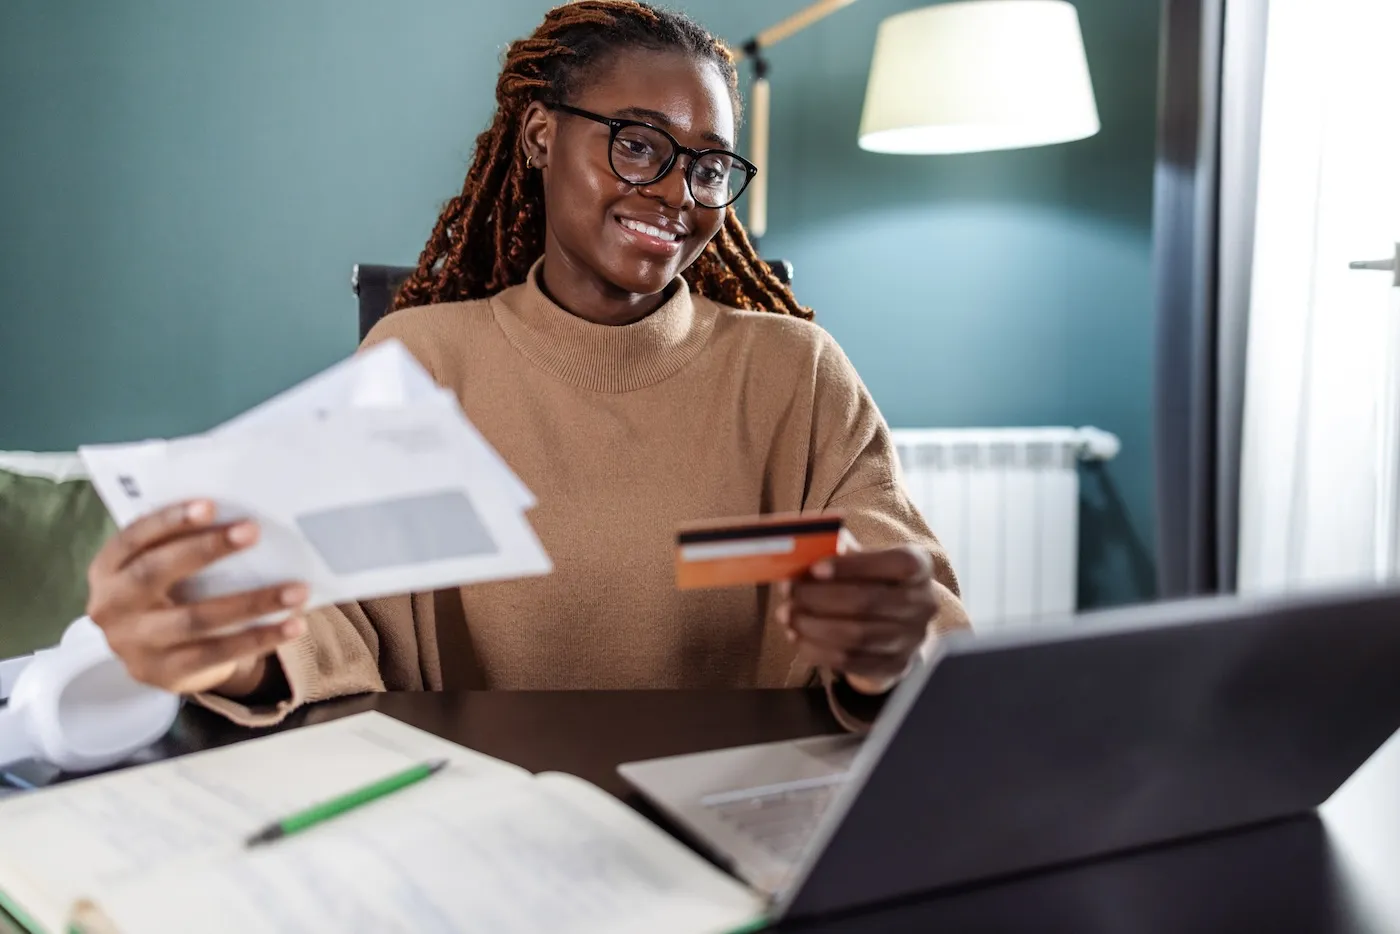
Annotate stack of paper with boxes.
[0,713,764,934]
[79,341,551,613]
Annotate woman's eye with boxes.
[617,138,652,157]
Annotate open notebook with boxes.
[0,712,765,934]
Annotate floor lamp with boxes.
[735,0,1101,241]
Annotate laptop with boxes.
[619,585,1400,920]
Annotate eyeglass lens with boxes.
[610,124,747,208]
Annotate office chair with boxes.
[352,259,795,341]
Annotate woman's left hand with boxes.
[777,545,940,695]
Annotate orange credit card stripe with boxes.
[675,516,844,590]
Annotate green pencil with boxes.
[245,759,449,847]
[722,918,770,934]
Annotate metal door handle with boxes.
[1351,244,1400,285]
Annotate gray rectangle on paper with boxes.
[296,490,497,575]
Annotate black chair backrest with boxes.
[351,264,413,342]
[352,259,794,341]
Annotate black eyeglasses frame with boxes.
[546,102,757,209]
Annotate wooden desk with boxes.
[108,691,1400,932]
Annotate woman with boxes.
[86,1,968,730]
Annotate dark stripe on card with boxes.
[677,518,842,546]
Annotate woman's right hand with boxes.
[87,499,308,697]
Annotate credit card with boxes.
[675,513,845,590]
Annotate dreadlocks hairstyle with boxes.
[392,0,811,319]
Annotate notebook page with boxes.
[0,712,525,932]
[77,771,764,934]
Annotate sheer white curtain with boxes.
[1237,0,1400,592]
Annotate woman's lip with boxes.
[614,216,684,255]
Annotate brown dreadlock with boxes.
[392,0,811,320]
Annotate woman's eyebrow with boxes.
[615,106,734,149]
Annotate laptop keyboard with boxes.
[701,773,848,864]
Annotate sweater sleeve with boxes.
[192,318,448,726]
[191,599,401,727]
[802,331,971,731]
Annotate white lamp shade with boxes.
[858,0,1101,155]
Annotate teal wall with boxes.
[0,0,1160,607]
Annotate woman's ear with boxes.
[520,101,553,169]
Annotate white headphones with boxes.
[0,618,180,774]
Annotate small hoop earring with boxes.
[525,154,535,169]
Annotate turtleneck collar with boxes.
[490,259,717,393]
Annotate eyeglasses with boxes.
[547,102,757,210]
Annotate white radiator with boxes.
[890,427,1121,630]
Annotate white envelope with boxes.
[79,343,550,615]
[216,341,535,510]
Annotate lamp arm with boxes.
[733,0,862,243]
[733,0,863,59]
[747,73,771,238]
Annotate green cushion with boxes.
[0,466,115,657]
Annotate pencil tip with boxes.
[245,825,283,848]
[429,759,450,773]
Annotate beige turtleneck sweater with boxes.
[198,263,965,729]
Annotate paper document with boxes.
[76,773,761,934]
[0,712,528,934]
[0,712,763,934]
[79,341,550,612]
[214,340,534,510]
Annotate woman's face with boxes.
[526,48,736,298]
